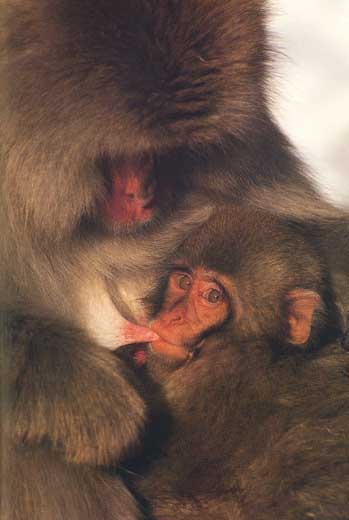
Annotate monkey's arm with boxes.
[5,313,146,465]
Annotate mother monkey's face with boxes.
[1,0,269,245]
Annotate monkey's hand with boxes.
[5,314,146,465]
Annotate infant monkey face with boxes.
[150,267,234,360]
[149,262,322,362]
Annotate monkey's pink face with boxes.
[148,266,321,362]
[150,268,233,361]
[101,155,157,226]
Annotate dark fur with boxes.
[133,207,349,519]
[1,1,348,519]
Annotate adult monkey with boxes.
[0,1,348,519]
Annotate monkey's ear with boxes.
[285,289,321,346]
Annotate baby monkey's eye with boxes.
[203,287,224,304]
[177,273,192,290]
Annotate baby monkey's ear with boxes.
[285,289,321,346]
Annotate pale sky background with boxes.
[271,0,349,207]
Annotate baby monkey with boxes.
[147,206,331,365]
[150,258,319,362]
[127,206,348,520]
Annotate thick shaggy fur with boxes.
[133,208,349,520]
[1,0,268,241]
[137,342,349,520]
[1,1,348,519]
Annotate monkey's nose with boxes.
[169,313,183,325]
[150,313,184,336]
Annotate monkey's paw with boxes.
[8,317,146,466]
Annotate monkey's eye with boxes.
[177,273,192,291]
[203,287,224,304]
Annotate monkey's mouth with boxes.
[119,336,204,369]
[149,332,205,363]
[100,154,157,225]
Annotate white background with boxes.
[271,0,349,207]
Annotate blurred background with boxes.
[271,0,349,207]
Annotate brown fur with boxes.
[1,0,268,241]
[132,207,349,519]
[1,1,348,519]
